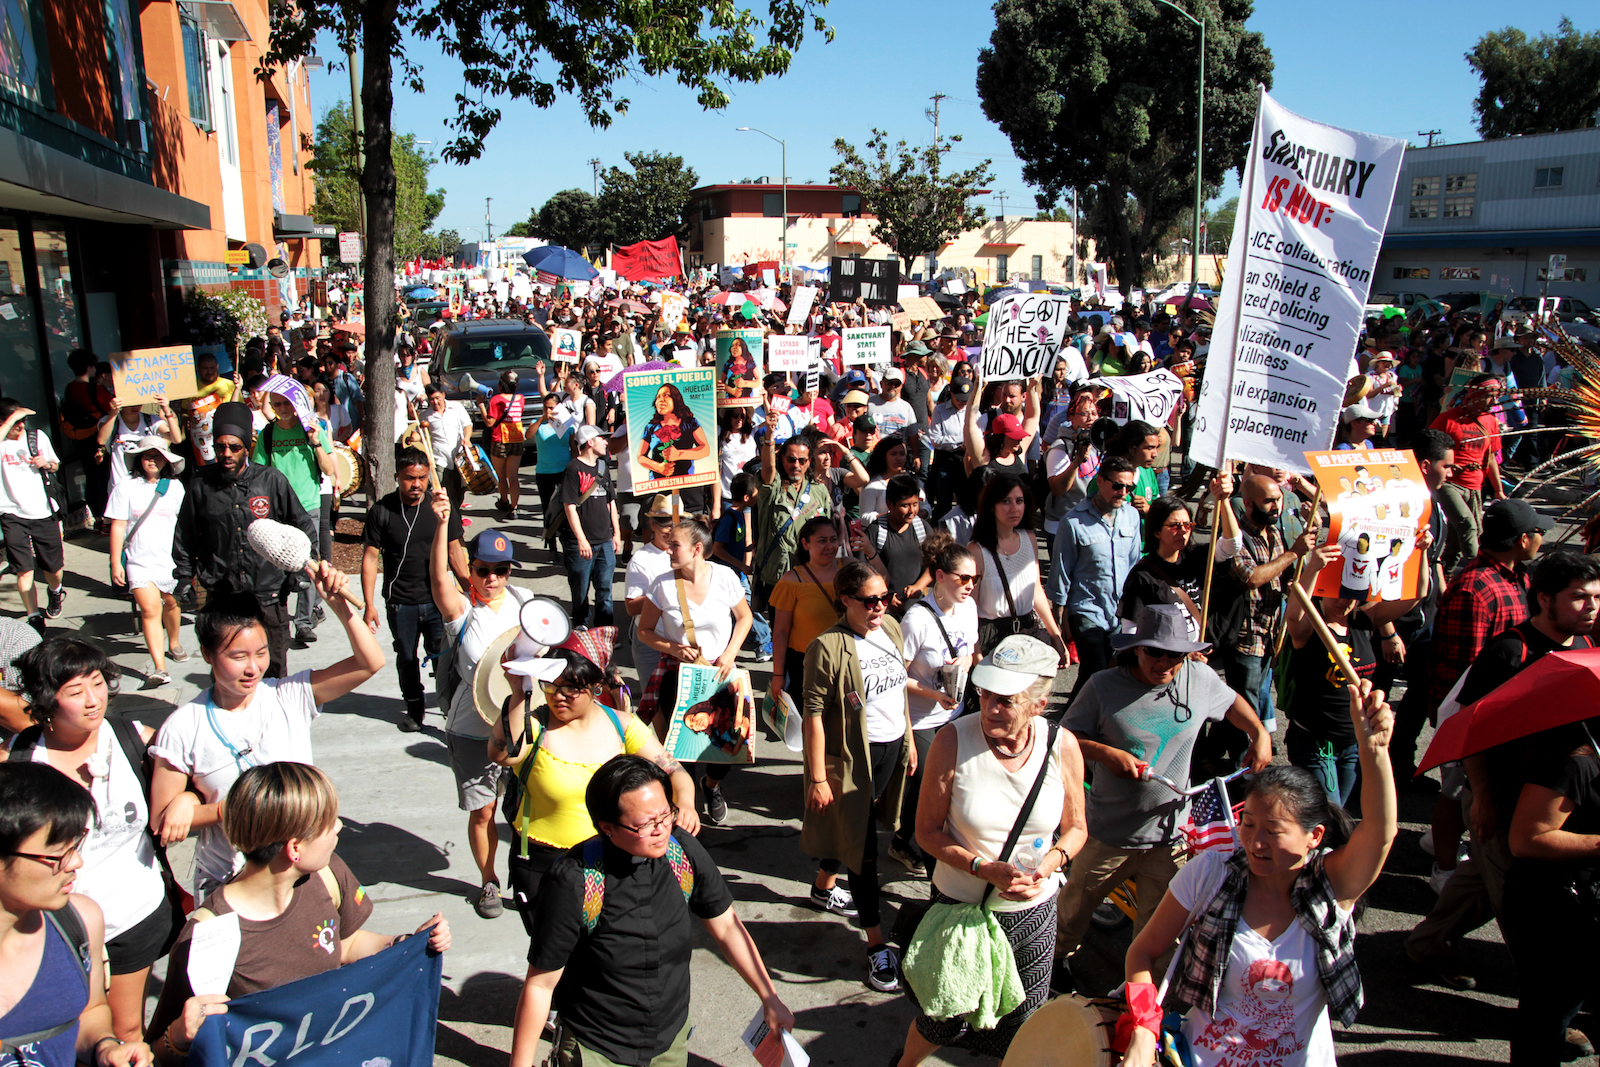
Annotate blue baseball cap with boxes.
[469,529,516,564]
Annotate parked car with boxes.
[407,300,451,330]
[1503,296,1597,326]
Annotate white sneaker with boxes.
[1428,863,1454,895]
[1419,829,1435,857]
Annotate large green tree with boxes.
[1468,18,1600,138]
[532,188,602,252]
[977,0,1271,299]
[261,1,829,499]
[309,101,445,263]
[829,130,994,275]
[596,152,699,247]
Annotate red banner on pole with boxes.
[612,237,684,282]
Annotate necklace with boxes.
[985,720,1035,761]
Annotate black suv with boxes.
[430,320,554,465]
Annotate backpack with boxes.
[578,832,694,933]
[0,904,90,1055]
[871,516,927,554]
[27,431,65,517]
[436,587,536,712]
[500,697,628,856]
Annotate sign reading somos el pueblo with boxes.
[111,345,201,405]
[980,292,1072,381]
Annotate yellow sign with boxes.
[111,345,201,405]
[224,250,250,264]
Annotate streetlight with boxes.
[1152,0,1205,304]
[737,126,788,285]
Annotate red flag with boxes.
[612,237,683,282]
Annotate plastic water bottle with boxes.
[1014,837,1047,873]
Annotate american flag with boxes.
[1182,778,1240,855]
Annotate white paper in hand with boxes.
[186,911,242,996]
[741,1008,807,1067]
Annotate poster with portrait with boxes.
[1304,448,1431,603]
[622,367,717,494]
[552,327,581,363]
[715,328,764,408]
[662,664,756,765]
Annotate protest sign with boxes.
[468,277,489,293]
[623,367,717,494]
[897,284,920,304]
[1090,368,1185,427]
[761,268,777,288]
[188,936,441,1067]
[891,311,911,334]
[787,285,817,326]
[510,273,532,298]
[111,345,201,404]
[1304,448,1429,602]
[659,291,689,332]
[552,327,581,363]
[715,328,764,407]
[337,232,361,263]
[901,296,944,321]
[662,664,755,765]
[830,257,900,305]
[980,293,1072,381]
[767,334,809,372]
[493,280,509,304]
[1189,88,1405,473]
[842,326,891,365]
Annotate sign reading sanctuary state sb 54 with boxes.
[1190,88,1405,473]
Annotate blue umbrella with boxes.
[404,286,437,299]
[522,245,599,280]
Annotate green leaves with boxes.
[1468,18,1600,139]
[307,101,446,263]
[529,189,602,253]
[596,151,699,247]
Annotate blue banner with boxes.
[189,936,442,1067]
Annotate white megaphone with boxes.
[500,597,574,687]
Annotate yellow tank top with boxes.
[508,705,651,851]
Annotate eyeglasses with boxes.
[6,835,86,874]
[848,593,892,609]
[1162,522,1195,532]
[783,455,810,464]
[472,564,512,578]
[217,441,248,453]
[978,688,1029,709]
[948,573,977,586]
[1138,647,1187,662]
[1107,482,1135,494]
[616,804,678,836]
[539,681,594,700]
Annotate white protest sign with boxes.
[553,327,581,363]
[897,284,919,304]
[762,268,777,288]
[1190,88,1405,473]
[468,277,489,293]
[493,281,509,304]
[980,292,1072,381]
[511,274,532,298]
[842,325,891,365]
[337,232,362,263]
[787,285,817,326]
[767,334,809,372]
[1090,369,1185,427]
[659,292,689,332]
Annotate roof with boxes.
[690,183,862,195]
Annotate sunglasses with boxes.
[472,564,512,578]
[217,441,249,453]
[539,681,594,700]
[848,593,892,609]
[1107,482,1135,494]
[649,516,675,526]
[1163,521,1195,532]
[1138,647,1187,662]
[947,572,978,586]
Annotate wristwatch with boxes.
[968,854,982,874]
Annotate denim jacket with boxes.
[1049,496,1142,630]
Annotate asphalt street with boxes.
[37,471,1592,1066]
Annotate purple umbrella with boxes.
[603,359,672,392]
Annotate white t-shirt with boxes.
[625,543,672,601]
[1172,852,1341,1067]
[426,402,474,466]
[900,597,979,730]
[720,433,757,497]
[150,671,320,896]
[854,629,909,743]
[444,588,532,739]
[645,566,744,663]
[103,476,185,586]
[0,431,58,520]
[105,412,159,494]
[869,396,916,439]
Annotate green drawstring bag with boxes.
[901,899,1024,1030]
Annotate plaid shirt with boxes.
[1171,849,1363,1026]
[1430,552,1531,705]
[1226,519,1289,658]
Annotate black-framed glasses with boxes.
[539,681,594,700]
[1107,482,1135,494]
[848,593,892,609]
[1139,647,1187,663]
[6,835,86,874]
[473,564,512,578]
[617,804,678,836]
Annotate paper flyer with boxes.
[741,1008,808,1067]
[662,664,756,765]
[1304,447,1430,602]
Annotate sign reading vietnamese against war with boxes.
[1305,448,1430,603]
[715,328,764,407]
[623,367,717,494]
[980,292,1072,381]
[111,345,201,405]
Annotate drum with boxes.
[457,444,498,495]
[1001,994,1121,1067]
[332,443,362,500]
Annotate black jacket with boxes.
[175,460,316,603]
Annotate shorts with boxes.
[489,440,526,458]
[0,514,63,574]
[617,498,642,531]
[447,730,506,811]
[508,839,568,940]
[126,564,178,595]
[106,895,177,974]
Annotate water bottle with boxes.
[1014,837,1047,873]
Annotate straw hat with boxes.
[122,434,186,475]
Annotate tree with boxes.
[532,188,602,252]
[596,152,699,247]
[1468,18,1600,138]
[1035,206,1072,222]
[829,130,994,275]
[433,228,460,260]
[308,101,445,263]
[502,220,534,237]
[261,1,829,502]
[977,0,1272,299]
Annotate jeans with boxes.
[737,572,772,655]
[1197,647,1274,782]
[388,601,444,717]
[927,451,965,520]
[563,537,615,629]
[1064,614,1115,704]
[1285,724,1360,805]
[1435,482,1483,574]
[292,512,321,634]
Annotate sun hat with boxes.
[841,389,871,406]
[643,493,676,518]
[124,435,185,475]
[970,634,1059,697]
[1109,603,1211,654]
[904,341,932,357]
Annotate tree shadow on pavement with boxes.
[339,816,480,899]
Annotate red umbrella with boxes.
[706,291,749,306]
[1417,646,1600,774]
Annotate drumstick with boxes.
[406,399,443,493]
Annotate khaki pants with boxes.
[1056,836,1187,959]
[1406,825,1513,962]
[558,1018,690,1067]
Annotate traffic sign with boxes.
[224,249,250,264]
[338,232,362,263]
[1550,254,1567,272]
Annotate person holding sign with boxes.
[97,393,182,497]
[106,438,187,685]
[634,383,710,481]
[0,401,68,632]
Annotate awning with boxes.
[0,126,208,230]
[178,0,250,41]
[1381,228,1600,250]
[979,242,1024,252]
[274,213,336,240]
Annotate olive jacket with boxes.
[800,619,913,873]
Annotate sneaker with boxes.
[294,628,318,646]
[1565,1028,1594,1060]
[702,779,728,825]
[1419,829,1435,857]
[312,605,326,626]
[866,945,901,992]
[397,715,422,733]
[887,842,926,878]
[146,664,171,687]
[1428,863,1455,895]
[167,645,191,662]
[474,882,504,918]
[44,585,64,619]
[26,614,44,636]
[809,884,858,917]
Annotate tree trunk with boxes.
[359,2,401,509]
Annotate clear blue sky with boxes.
[306,1,1593,237]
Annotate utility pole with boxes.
[1417,128,1442,147]
[926,92,946,174]
[588,158,601,197]
[485,197,493,242]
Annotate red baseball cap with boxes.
[990,413,1028,441]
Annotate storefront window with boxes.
[0,216,48,419]
[0,0,41,102]
[32,224,83,413]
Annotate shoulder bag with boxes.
[983,542,1048,644]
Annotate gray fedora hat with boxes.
[1109,603,1211,654]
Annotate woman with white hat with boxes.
[104,436,187,685]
